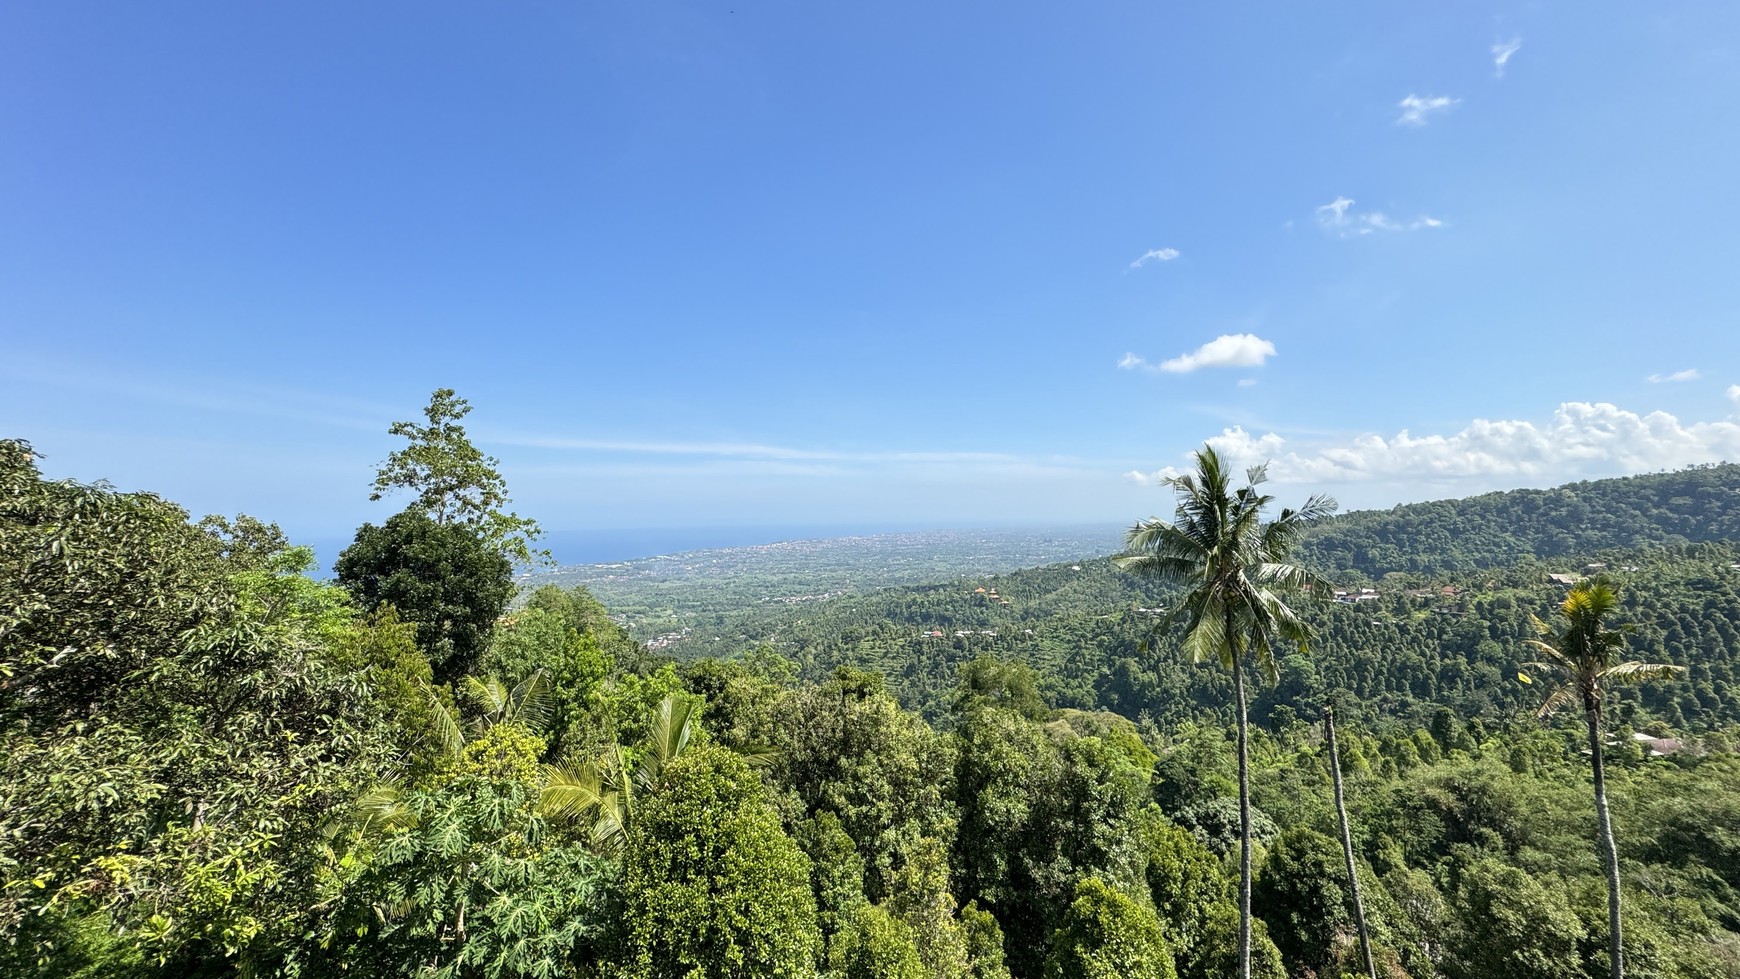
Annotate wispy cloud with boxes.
[1647,369,1701,383]
[1237,378,1258,388]
[1492,38,1522,78]
[1144,402,1740,486]
[484,432,1036,466]
[1396,94,1458,126]
[1316,197,1443,237]
[1121,334,1277,374]
[0,357,387,432]
[1318,196,1355,226]
[1129,247,1180,269]
[1729,384,1740,406]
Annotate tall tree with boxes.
[1114,445,1333,979]
[335,510,514,684]
[1523,579,1684,979]
[370,388,547,566]
[1324,705,1379,979]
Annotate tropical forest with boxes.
[5,389,1740,979]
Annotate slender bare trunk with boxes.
[1326,707,1378,979]
[1587,710,1624,979]
[1233,647,1252,979]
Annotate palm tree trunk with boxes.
[1233,646,1252,979]
[1586,710,1624,979]
[1326,706,1378,979]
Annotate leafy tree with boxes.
[370,388,546,566]
[1171,797,1278,859]
[335,509,513,684]
[773,667,956,900]
[1176,904,1285,979]
[324,606,449,773]
[614,743,820,978]
[1134,814,1227,961]
[796,813,867,948]
[959,902,1013,979]
[952,700,1154,977]
[952,701,1066,975]
[0,441,391,969]
[955,655,1050,720]
[681,653,789,757]
[482,607,610,759]
[580,663,688,751]
[886,836,975,979]
[306,727,610,979]
[1041,878,1175,979]
[1524,579,1685,979]
[1251,827,1355,977]
[522,584,642,667]
[1444,859,1586,979]
[831,903,926,979]
[1150,725,1238,814]
[1115,445,1333,979]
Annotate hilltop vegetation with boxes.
[1296,463,1740,578]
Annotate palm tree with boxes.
[1115,445,1335,979]
[361,687,721,855]
[1523,579,1683,979]
[541,692,725,852]
[326,670,556,845]
[460,671,553,737]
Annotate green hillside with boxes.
[1296,462,1740,577]
[659,466,1740,730]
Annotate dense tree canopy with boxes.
[336,509,514,684]
[0,440,392,970]
[7,438,1740,979]
[615,743,821,978]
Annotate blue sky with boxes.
[5,3,1740,554]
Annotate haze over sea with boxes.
[307,522,1128,576]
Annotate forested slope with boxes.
[1295,462,1740,577]
[664,466,1740,731]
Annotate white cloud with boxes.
[1317,197,1355,226]
[1238,378,1259,388]
[1162,403,1740,487]
[1122,334,1277,374]
[1396,94,1458,126]
[1164,334,1277,372]
[1124,466,1182,487]
[1729,384,1740,405]
[1493,38,1522,77]
[1315,197,1443,236]
[1129,248,1180,269]
[1646,369,1701,383]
